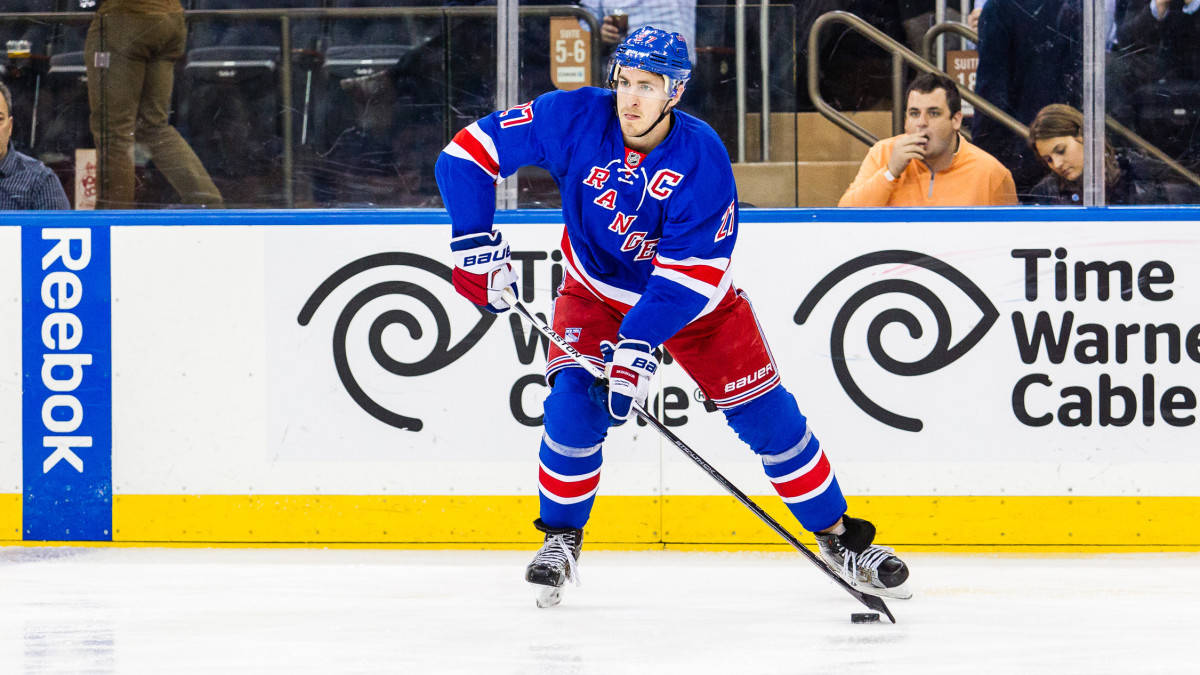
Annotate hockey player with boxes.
[435,26,911,607]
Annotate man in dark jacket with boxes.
[1111,0,1200,169]
[972,0,1082,197]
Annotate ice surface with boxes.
[0,547,1195,674]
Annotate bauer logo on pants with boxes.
[793,250,998,433]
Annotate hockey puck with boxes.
[850,612,881,624]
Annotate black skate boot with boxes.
[814,515,912,600]
[525,518,583,608]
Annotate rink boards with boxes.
[2,207,1199,547]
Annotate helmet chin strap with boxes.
[633,100,674,138]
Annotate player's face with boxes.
[903,88,962,161]
[1035,135,1085,182]
[615,68,677,138]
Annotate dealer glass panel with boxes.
[513,3,800,208]
[1105,0,1200,206]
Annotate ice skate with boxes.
[815,515,912,600]
[525,518,583,608]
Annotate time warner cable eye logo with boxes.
[794,250,998,432]
[297,252,496,432]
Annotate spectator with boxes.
[839,72,1017,206]
[84,0,222,208]
[972,0,1082,197]
[0,80,70,209]
[1116,0,1200,78]
[970,0,1125,45]
[1026,102,1199,204]
[1110,0,1200,169]
[580,0,697,64]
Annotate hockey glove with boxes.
[599,338,658,421]
[450,231,520,313]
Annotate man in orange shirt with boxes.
[838,72,1017,207]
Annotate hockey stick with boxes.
[502,290,896,623]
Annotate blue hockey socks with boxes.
[538,369,611,529]
[723,386,847,532]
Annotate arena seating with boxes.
[734,110,892,207]
[305,0,450,206]
[179,0,321,206]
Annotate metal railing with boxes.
[733,0,772,163]
[920,20,976,68]
[921,20,1200,190]
[0,6,602,207]
[807,11,1200,193]
[807,11,1026,147]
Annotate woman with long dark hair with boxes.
[1026,103,1196,205]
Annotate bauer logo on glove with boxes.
[600,338,658,420]
[449,230,520,313]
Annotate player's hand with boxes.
[887,133,928,177]
[450,231,520,313]
[599,338,658,421]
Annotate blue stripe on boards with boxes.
[21,225,113,541]
[10,205,1200,229]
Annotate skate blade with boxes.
[854,580,913,600]
[819,555,913,600]
[532,583,564,608]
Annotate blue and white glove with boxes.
[599,338,658,421]
[450,231,520,313]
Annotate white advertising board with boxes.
[100,215,1200,498]
[728,219,1200,497]
[0,226,20,493]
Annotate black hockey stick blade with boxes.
[640,405,895,623]
[503,292,896,622]
[859,591,895,622]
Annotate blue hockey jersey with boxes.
[435,86,739,348]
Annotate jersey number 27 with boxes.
[499,102,534,128]
[714,200,736,242]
